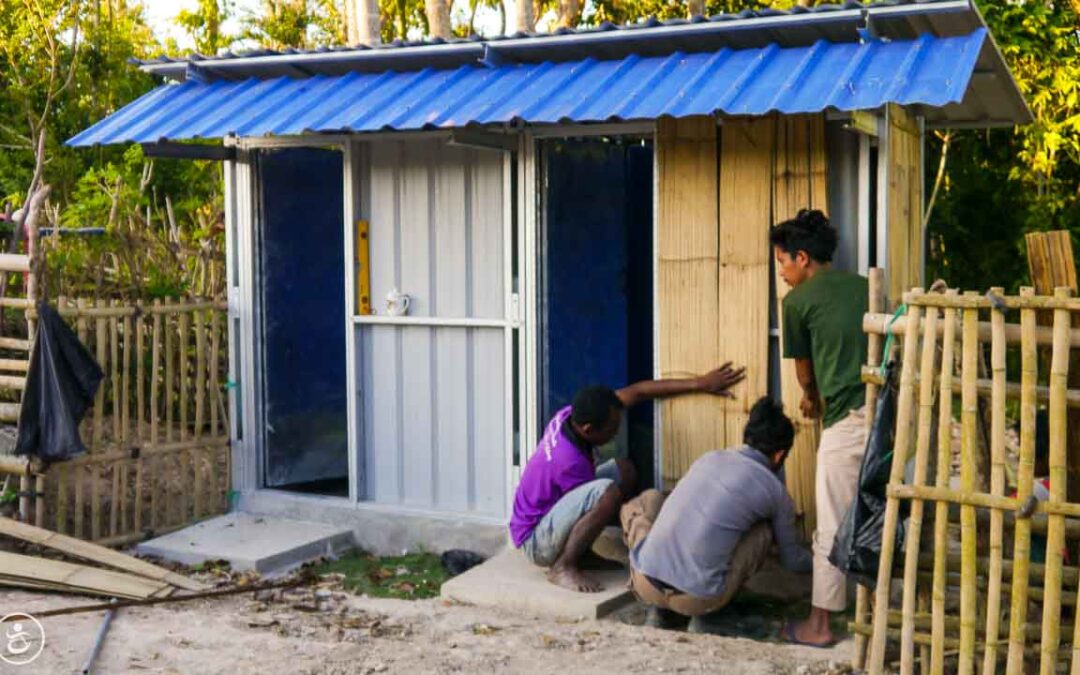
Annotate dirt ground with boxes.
[1,583,855,675]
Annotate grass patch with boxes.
[311,551,448,600]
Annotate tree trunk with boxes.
[556,0,580,29]
[344,0,381,44]
[425,0,452,39]
[515,0,534,32]
[687,0,705,17]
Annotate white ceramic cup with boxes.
[385,288,411,316]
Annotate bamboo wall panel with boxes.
[773,113,828,539]
[886,104,923,305]
[657,116,724,487]
[717,117,773,451]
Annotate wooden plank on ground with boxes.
[0,517,206,591]
[656,116,723,488]
[0,550,173,600]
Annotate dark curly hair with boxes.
[743,397,795,456]
[571,385,624,427]
[768,209,839,264]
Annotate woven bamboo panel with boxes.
[717,117,773,449]
[657,117,724,486]
[772,114,828,539]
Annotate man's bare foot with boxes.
[780,617,835,648]
[547,564,602,592]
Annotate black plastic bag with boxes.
[15,302,104,461]
[829,360,904,589]
[441,549,485,577]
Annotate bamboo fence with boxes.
[856,281,1080,673]
[0,297,230,546]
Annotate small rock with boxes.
[315,589,333,599]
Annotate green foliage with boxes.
[926,0,1080,291]
[176,0,235,55]
[311,551,448,599]
[243,0,344,48]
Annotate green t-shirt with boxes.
[781,268,869,429]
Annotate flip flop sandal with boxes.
[779,620,837,649]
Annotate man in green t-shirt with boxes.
[770,209,868,648]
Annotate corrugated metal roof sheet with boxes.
[68,30,986,146]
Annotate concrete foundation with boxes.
[238,489,507,557]
[136,512,354,574]
[441,548,633,621]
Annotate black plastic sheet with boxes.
[15,302,103,462]
[829,360,905,589]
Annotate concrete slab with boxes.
[136,513,354,575]
[441,548,633,621]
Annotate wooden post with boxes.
[854,267,885,670]
[869,293,924,673]
[982,287,1008,675]
[109,300,120,538]
[1006,287,1038,674]
[150,299,162,532]
[886,293,949,670]
[92,302,107,541]
[958,295,979,674]
[134,305,145,534]
[900,303,940,674]
[210,309,220,437]
[165,301,174,444]
[1039,287,1071,673]
[179,308,189,442]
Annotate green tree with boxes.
[176,0,235,55]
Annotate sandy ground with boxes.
[1,584,856,675]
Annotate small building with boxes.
[69,0,1029,553]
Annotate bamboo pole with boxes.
[109,300,120,538]
[134,308,144,535]
[1041,287,1071,674]
[120,306,132,534]
[210,310,220,437]
[958,295,979,674]
[854,267,886,670]
[864,312,1080,348]
[931,289,958,674]
[54,295,69,534]
[193,310,206,520]
[889,483,1080,519]
[904,290,1080,311]
[165,302,174,444]
[92,304,106,541]
[178,308,190,524]
[983,288,1008,675]
[901,303,940,674]
[77,298,90,449]
[862,367,1080,409]
[869,293,924,674]
[73,464,83,540]
[33,475,44,529]
[1006,287,1038,674]
[150,299,162,532]
[48,301,226,318]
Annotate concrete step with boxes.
[441,548,633,621]
[136,513,354,575]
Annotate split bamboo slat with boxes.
[900,301,940,674]
[150,299,162,532]
[886,104,924,306]
[868,291,924,673]
[178,308,190,524]
[853,267,886,669]
[0,550,172,600]
[92,300,107,541]
[109,300,121,538]
[194,309,206,520]
[134,309,145,534]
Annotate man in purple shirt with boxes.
[510,364,746,593]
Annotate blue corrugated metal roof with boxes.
[68,30,986,146]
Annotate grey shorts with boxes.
[521,459,622,567]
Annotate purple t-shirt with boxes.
[508,406,596,547]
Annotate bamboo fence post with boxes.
[1039,287,1071,673]
[900,303,940,674]
[178,307,190,523]
[193,309,206,520]
[869,293,924,674]
[931,291,958,673]
[982,287,1008,675]
[854,268,885,670]
[210,309,220,437]
[53,296,68,533]
[1006,287,1039,674]
[109,299,120,538]
[150,299,161,532]
[120,303,132,533]
[73,463,83,539]
[92,301,107,541]
[958,293,979,674]
[134,305,145,534]
[77,297,90,450]
[165,300,174,444]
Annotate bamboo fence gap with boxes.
[856,280,1080,672]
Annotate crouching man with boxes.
[622,397,812,631]
[509,365,746,593]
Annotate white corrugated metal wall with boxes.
[356,139,509,518]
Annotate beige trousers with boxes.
[621,489,772,617]
[813,406,868,612]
